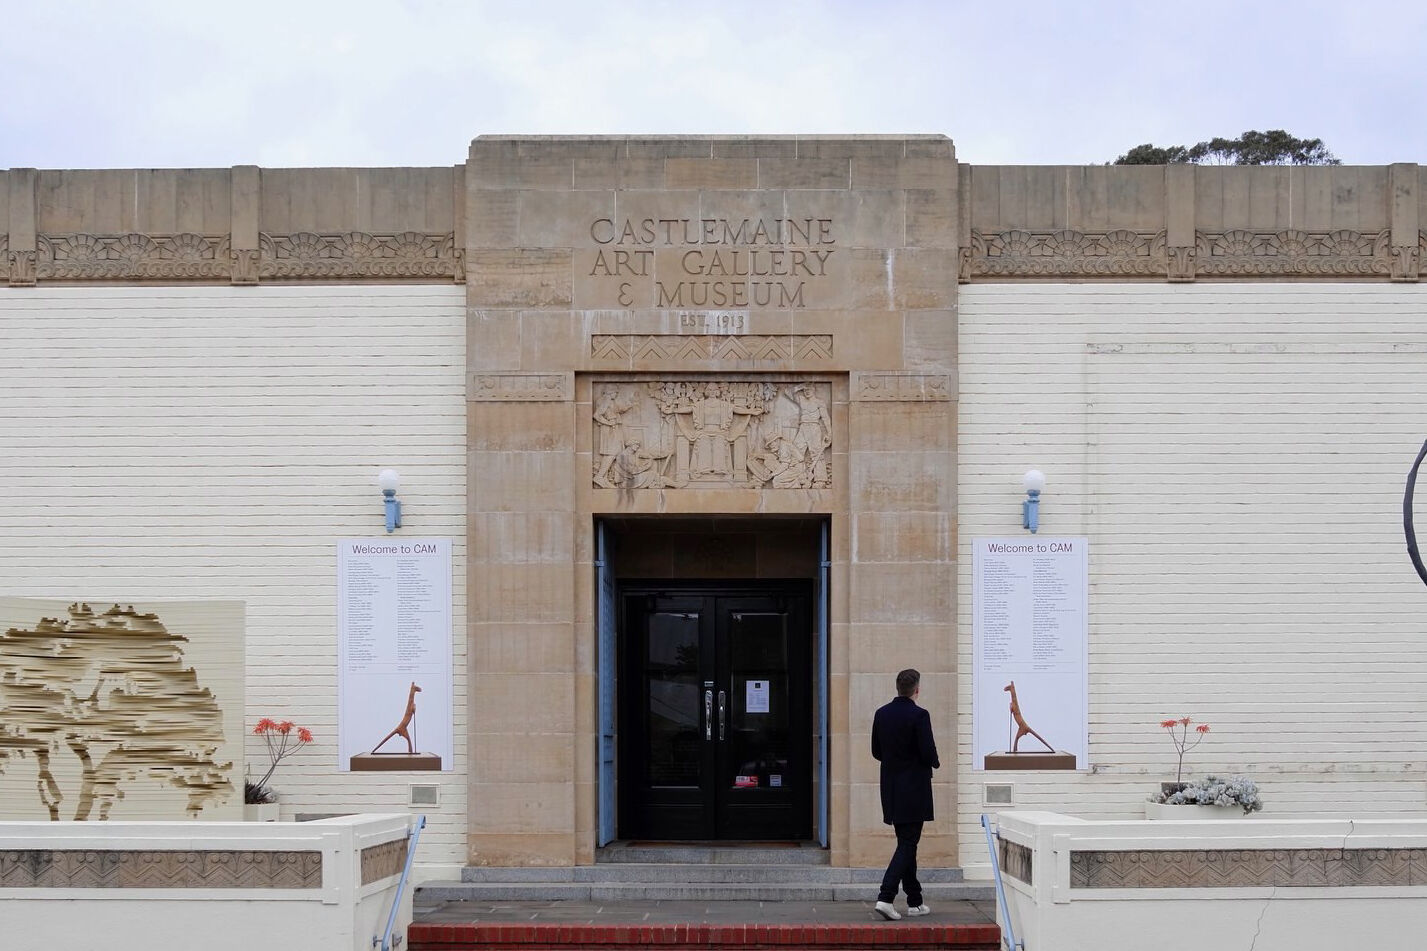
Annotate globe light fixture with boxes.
[378,469,403,533]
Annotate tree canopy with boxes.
[1114,130,1341,166]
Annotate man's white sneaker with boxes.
[905,904,932,917]
[874,901,901,920]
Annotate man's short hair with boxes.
[896,669,921,698]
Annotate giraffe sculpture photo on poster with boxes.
[972,537,1089,771]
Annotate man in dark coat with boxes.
[870,668,939,920]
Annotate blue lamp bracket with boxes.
[1021,469,1045,534]
[384,490,403,533]
[1022,491,1040,534]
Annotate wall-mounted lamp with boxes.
[378,469,403,533]
[1022,470,1045,534]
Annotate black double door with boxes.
[619,584,812,840]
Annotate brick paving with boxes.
[410,899,1000,950]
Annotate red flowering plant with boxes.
[1160,716,1210,786]
[245,718,315,804]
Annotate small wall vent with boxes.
[983,783,1014,806]
[409,784,441,807]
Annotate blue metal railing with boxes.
[377,814,426,951]
[981,813,1024,951]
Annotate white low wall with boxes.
[992,810,1427,951]
[0,814,418,951]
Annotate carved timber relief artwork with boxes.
[0,599,244,820]
[592,381,832,490]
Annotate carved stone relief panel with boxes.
[1193,229,1390,277]
[34,234,233,281]
[258,231,458,280]
[963,228,1405,281]
[967,230,1169,279]
[592,381,832,490]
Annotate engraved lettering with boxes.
[657,282,683,307]
[586,216,838,311]
[720,220,750,244]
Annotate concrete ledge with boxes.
[0,814,417,951]
[991,810,1427,951]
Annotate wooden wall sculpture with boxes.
[0,599,244,820]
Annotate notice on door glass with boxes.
[746,679,770,714]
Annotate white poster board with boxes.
[337,538,453,771]
[973,537,1088,770]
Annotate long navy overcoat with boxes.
[870,695,940,824]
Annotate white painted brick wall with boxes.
[958,283,1427,873]
[0,285,468,873]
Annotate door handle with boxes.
[704,688,713,741]
[718,690,726,741]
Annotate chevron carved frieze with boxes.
[590,334,832,365]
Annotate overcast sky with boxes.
[4,0,1424,169]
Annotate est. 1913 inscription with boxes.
[583,216,836,310]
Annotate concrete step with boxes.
[416,880,996,903]
[596,844,830,865]
[458,864,965,884]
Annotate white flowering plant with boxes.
[1152,774,1263,814]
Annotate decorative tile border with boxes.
[360,838,409,885]
[591,334,833,363]
[0,849,323,889]
[999,838,1032,885]
[1070,848,1427,889]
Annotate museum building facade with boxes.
[2,137,1425,878]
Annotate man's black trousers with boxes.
[878,820,923,904]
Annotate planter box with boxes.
[244,803,281,822]
[1145,801,1253,819]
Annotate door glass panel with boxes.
[725,611,789,791]
[645,611,701,787]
